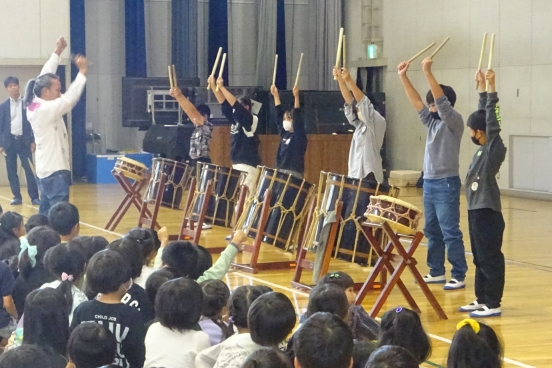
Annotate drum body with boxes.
[241,167,314,250]
[192,163,246,227]
[146,158,193,209]
[365,195,422,235]
[113,157,147,181]
[312,172,391,264]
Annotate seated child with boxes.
[0,344,63,368]
[67,323,117,368]
[378,307,431,365]
[447,318,502,368]
[366,345,419,368]
[241,348,293,368]
[0,212,25,262]
[145,278,210,367]
[199,279,233,345]
[294,312,354,368]
[126,228,162,288]
[352,340,377,368]
[71,250,146,368]
[24,214,49,233]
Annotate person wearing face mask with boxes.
[459,68,506,318]
[333,67,386,183]
[397,57,468,291]
[24,36,88,215]
[269,84,307,179]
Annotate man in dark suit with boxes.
[0,76,40,205]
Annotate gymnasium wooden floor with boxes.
[0,184,549,367]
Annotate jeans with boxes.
[4,138,39,200]
[423,176,468,281]
[468,209,505,308]
[37,170,72,215]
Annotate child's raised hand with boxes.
[207,75,216,88]
[216,76,224,87]
[397,61,410,76]
[421,57,433,72]
[475,69,485,89]
[270,85,278,96]
[170,87,182,98]
[485,69,495,86]
[158,226,169,245]
[341,67,351,81]
[231,229,248,245]
[292,85,299,97]
[333,66,342,80]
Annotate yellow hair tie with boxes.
[456,319,480,334]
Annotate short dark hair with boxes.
[249,292,296,347]
[71,235,109,262]
[467,109,486,132]
[228,285,264,329]
[161,241,198,278]
[426,85,456,107]
[48,202,79,236]
[306,284,349,319]
[107,237,144,279]
[67,323,117,368]
[200,279,230,318]
[19,226,61,279]
[0,344,58,368]
[378,307,431,364]
[156,278,203,331]
[191,245,213,280]
[126,228,160,264]
[241,348,293,368]
[238,95,252,110]
[447,322,502,368]
[0,211,23,239]
[318,271,355,291]
[197,104,211,118]
[23,288,70,356]
[366,345,419,368]
[25,214,49,233]
[86,250,131,294]
[256,285,273,294]
[4,76,19,88]
[145,268,178,305]
[352,340,378,368]
[294,312,354,368]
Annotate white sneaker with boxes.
[459,301,485,312]
[469,306,502,318]
[195,222,213,230]
[444,278,465,290]
[422,274,446,284]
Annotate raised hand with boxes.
[292,84,299,97]
[270,85,278,97]
[397,61,410,76]
[231,229,248,245]
[157,226,169,245]
[341,67,352,82]
[475,69,485,90]
[333,66,342,81]
[207,75,216,89]
[74,55,88,75]
[55,36,68,55]
[216,76,224,88]
[421,57,433,73]
[170,87,183,98]
[486,69,496,91]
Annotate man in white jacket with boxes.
[24,37,88,214]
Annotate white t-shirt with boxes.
[195,333,262,368]
[26,53,87,179]
[134,265,155,289]
[145,322,210,368]
[41,280,88,324]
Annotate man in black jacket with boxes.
[0,76,40,205]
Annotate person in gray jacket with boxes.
[459,68,506,318]
[398,57,468,290]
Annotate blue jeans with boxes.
[423,176,467,281]
[37,170,71,215]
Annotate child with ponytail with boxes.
[447,319,502,368]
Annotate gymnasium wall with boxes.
[375,0,552,194]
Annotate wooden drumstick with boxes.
[486,33,495,91]
[343,35,347,68]
[168,65,174,89]
[216,53,227,92]
[407,42,436,63]
[294,53,304,87]
[429,37,451,59]
[334,27,344,80]
[272,54,278,86]
[207,47,223,90]
[171,65,177,87]
[476,33,488,89]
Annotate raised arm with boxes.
[40,36,67,76]
[208,75,226,104]
[421,57,444,101]
[43,56,88,118]
[397,62,425,112]
[216,77,237,106]
[333,67,354,105]
[271,85,285,134]
[293,84,300,109]
[170,87,204,126]
[342,67,365,103]
[485,69,500,140]
[475,69,487,110]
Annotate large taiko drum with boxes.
[311,172,392,264]
[191,163,247,227]
[146,158,193,209]
[113,157,148,181]
[240,167,314,251]
[365,195,422,235]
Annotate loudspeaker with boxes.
[143,125,196,161]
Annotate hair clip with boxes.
[456,319,480,334]
[396,307,403,313]
[329,273,340,279]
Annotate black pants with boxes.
[189,157,211,172]
[4,137,39,200]
[468,208,505,308]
